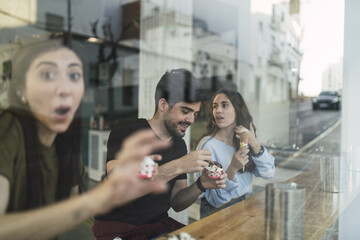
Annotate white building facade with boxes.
[322,59,343,91]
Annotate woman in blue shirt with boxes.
[196,89,275,218]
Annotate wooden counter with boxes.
[159,167,339,240]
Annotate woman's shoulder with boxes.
[196,136,214,150]
[0,110,26,187]
[0,110,23,138]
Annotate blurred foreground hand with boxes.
[89,129,171,214]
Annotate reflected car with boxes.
[312,90,341,110]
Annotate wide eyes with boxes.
[213,103,230,110]
[39,70,82,82]
[69,72,82,82]
[41,71,55,80]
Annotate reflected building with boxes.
[190,0,302,148]
[240,0,302,148]
[322,59,343,91]
[0,0,138,119]
[138,0,193,119]
[0,0,303,150]
[192,18,238,87]
[138,0,195,225]
[0,0,142,174]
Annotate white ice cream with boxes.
[138,156,155,178]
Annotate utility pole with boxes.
[66,0,72,45]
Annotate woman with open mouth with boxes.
[0,38,168,240]
[196,88,275,218]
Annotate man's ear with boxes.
[158,98,169,113]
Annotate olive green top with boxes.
[0,111,59,212]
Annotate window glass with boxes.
[0,0,352,239]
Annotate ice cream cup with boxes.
[204,161,224,179]
[138,157,156,178]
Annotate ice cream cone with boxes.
[237,128,249,172]
[239,132,248,148]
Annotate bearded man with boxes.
[93,69,227,240]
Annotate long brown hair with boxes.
[3,38,84,209]
[199,89,256,172]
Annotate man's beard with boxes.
[164,118,190,139]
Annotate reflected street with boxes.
[289,99,341,149]
[253,99,341,195]
[269,98,341,170]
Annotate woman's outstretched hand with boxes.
[94,129,171,214]
[87,163,168,215]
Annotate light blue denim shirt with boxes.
[196,136,275,208]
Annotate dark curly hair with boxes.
[154,69,207,112]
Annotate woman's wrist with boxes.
[252,146,265,158]
[83,182,112,216]
[226,165,237,180]
[250,141,261,155]
[80,192,101,216]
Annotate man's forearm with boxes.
[154,159,184,182]
[170,182,202,212]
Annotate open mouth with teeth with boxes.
[179,123,190,132]
[55,107,70,116]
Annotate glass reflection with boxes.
[0,0,347,239]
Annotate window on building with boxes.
[45,13,64,32]
[272,5,276,23]
[255,77,261,102]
